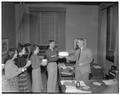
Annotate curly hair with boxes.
[4,48,18,64]
[17,44,29,54]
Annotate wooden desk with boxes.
[58,63,75,80]
[59,80,118,93]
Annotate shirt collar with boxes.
[81,47,83,51]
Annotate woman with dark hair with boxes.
[30,45,43,92]
[4,48,27,92]
[15,45,32,92]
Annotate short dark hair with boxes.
[78,38,85,41]
[49,40,55,43]
[18,44,28,54]
[31,44,39,54]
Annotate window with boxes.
[106,4,118,62]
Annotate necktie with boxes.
[77,49,81,63]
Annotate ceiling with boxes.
[1,2,102,5]
[2,2,118,6]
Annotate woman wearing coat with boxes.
[4,48,27,92]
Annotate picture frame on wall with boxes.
[2,38,8,55]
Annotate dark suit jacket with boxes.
[75,47,93,73]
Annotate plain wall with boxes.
[2,3,16,48]
[65,5,98,63]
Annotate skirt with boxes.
[32,67,43,92]
[2,76,19,92]
[18,71,31,92]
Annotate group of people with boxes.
[4,38,93,93]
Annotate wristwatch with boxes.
[22,68,26,72]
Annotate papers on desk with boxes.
[103,79,118,85]
[61,80,90,91]
[67,66,74,70]
[60,80,73,85]
[74,80,88,87]
[61,72,73,75]
[65,86,92,93]
[60,65,67,69]
[59,51,69,57]
[93,65,102,69]
[80,81,87,87]
[79,81,90,90]
[93,82,102,86]
[58,63,74,70]
[59,65,74,70]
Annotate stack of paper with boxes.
[59,65,74,70]
[103,79,118,85]
[93,82,102,86]
[65,86,91,93]
[66,66,74,70]
[59,51,69,57]
[58,63,67,69]
[80,81,87,86]
[60,80,73,85]
[93,65,102,69]
[61,71,73,75]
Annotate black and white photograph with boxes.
[1,1,119,94]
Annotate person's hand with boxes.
[22,67,27,72]
[51,55,57,57]
[79,63,83,66]
[24,60,31,68]
[41,59,47,66]
[59,56,64,58]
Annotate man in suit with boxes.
[74,38,93,82]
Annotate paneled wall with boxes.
[2,3,16,64]
[15,4,98,63]
[15,4,30,46]
[29,8,66,50]
[2,3,16,48]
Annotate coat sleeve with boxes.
[5,61,22,79]
[81,49,93,65]
[46,50,58,62]
[67,50,76,61]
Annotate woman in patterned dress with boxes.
[15,45,32,92]
[4,48,27,92]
